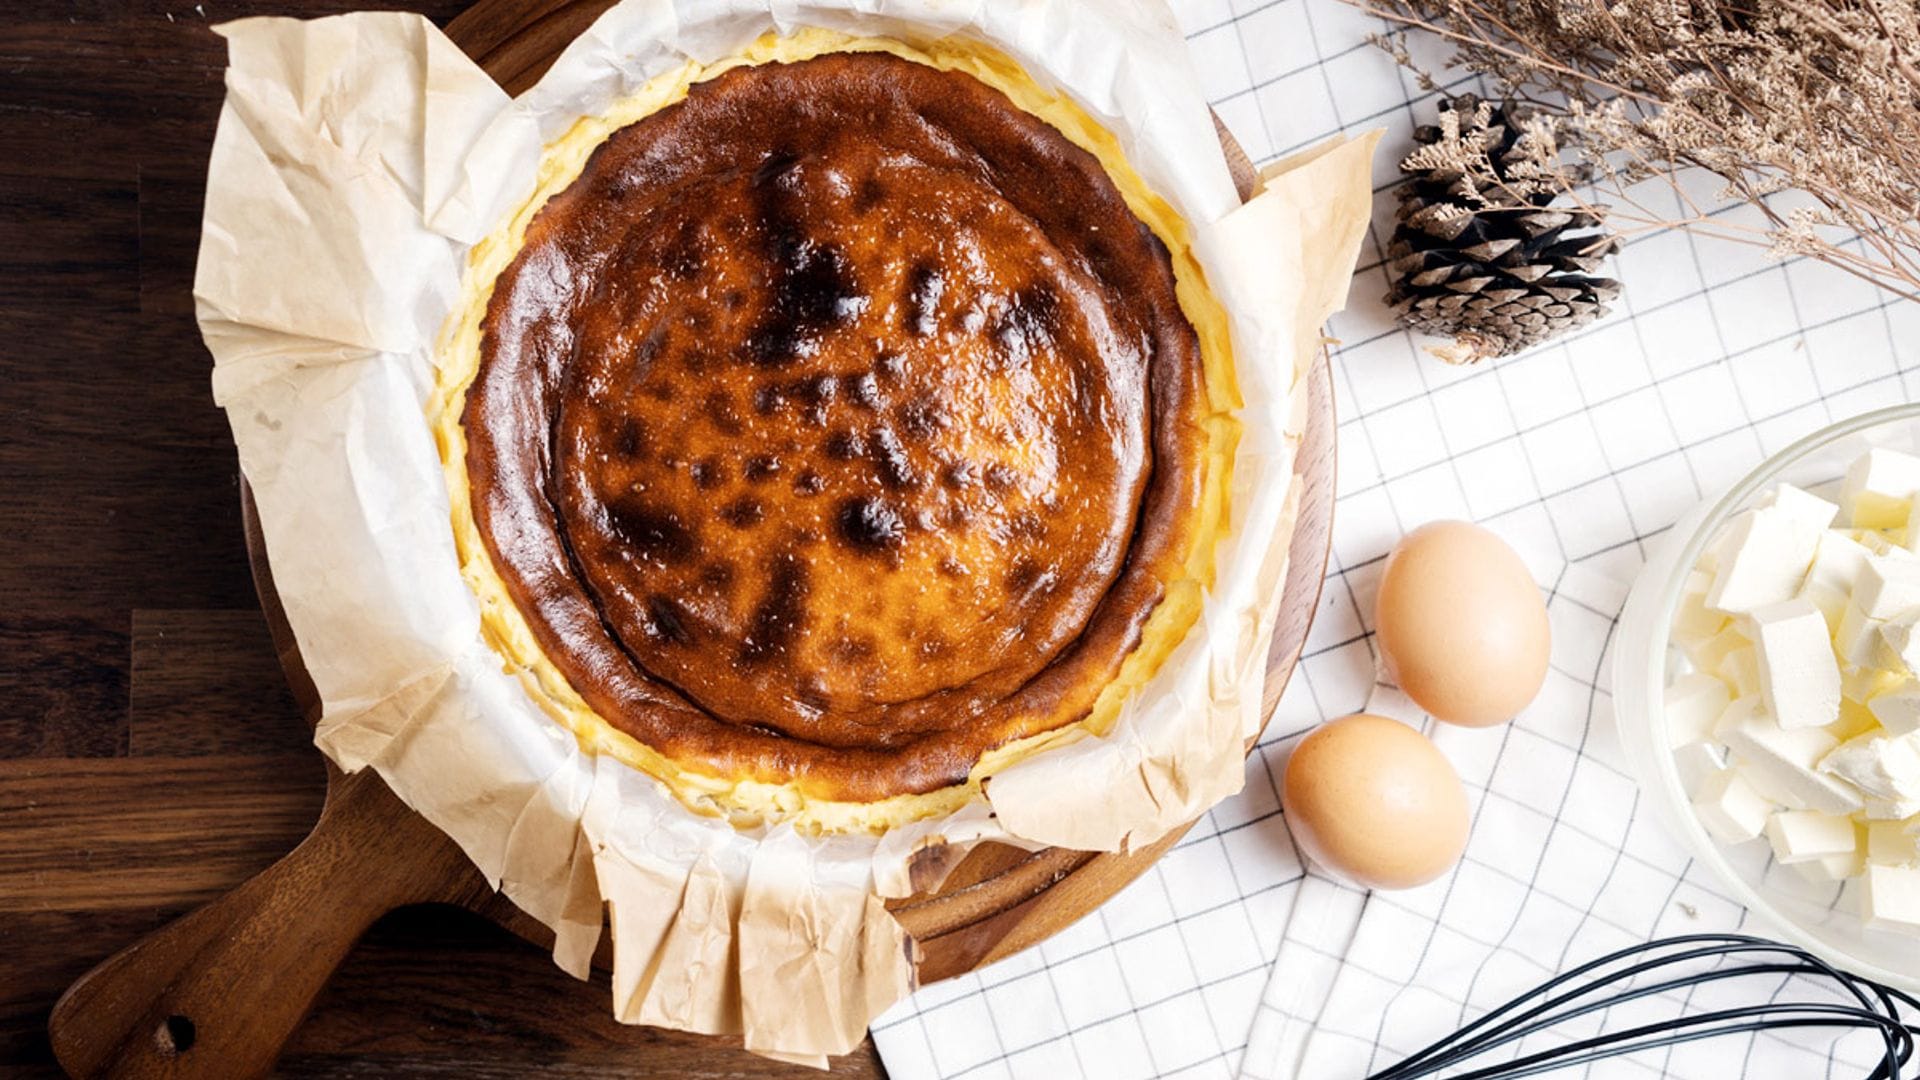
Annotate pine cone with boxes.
[1385,95,1622,363]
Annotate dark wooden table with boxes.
[0,3,879,1075]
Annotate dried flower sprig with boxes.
[1357,0,1920,303]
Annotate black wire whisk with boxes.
[1368,934,1920,1079]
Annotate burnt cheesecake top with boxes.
[462,49,1212,805]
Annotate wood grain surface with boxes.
[0,3,1334,1076]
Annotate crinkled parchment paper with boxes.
[198,0,1377,1061]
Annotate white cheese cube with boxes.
[1673,740,1725,795]
[1856,495,1914,535]
[1832,699,1884,741]
[1693,770,1773,843]
[1665,673,1733,748]
[1806,530,1875,595]
[1700,517,1744,573]
[1759,483,1840,532]
[1881,610,1920,673]
[1842,448,1920,530]
[1674,569,1730,642]
[1721,709,1862,815]
[1706,507,1822,615]
[1866,798,1920,821]
[1861,864,1920,932]
[1871,688,1920,736]
[1848,665,1907,707]
[1718,646,1761,698]
[1746,597,1842,729]
[1869,821,1920,865]
[1712,694,1764,741]
[1789,861,1828,885]
[1855,529,1916,559]
[1837,602,1891,670]
[1766,809,1857,863]
[1826,849,1868,877]
[1819,733,1920,808]
[1793,851,1865,883]
[1854,554,1920,620]
[1800,582,1850,634]
[1744,770,1811,811]
[1685,625,1749,676]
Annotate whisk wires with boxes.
[1368,934,1920,1079]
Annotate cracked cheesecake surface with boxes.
[436,35,1238,829]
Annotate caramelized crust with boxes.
[465,51,1208,801]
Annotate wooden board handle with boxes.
[49,766,483,1079]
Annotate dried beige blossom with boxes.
[1356,0,1920,301]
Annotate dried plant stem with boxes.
[1364,3,1660,105]
[1355,0,1920,304]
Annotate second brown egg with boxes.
[1375,520,1551,727]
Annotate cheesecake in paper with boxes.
[198,0,1378,1060]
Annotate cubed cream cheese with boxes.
[1842,447,1920,531]
[1665,673,1733,747]
[1719,709,1862,816]
[1673,740,1725,795]
[1760,483,1840,531]
[1861,494,1914,531]
[1826,850,1868,878]
[1711,694,1764,741]
[1836,602,1891,670]
[1794,851,1865,883]
[1801,583,1850,634]
[1718,645,1761,698]
[1665,450,1920,905]
[1855,530,1916,559]
[1693,769,1772,844]
[1855,496,1914,534]
[1868,820,1920,865]
[1861,863,1920,931]
[1848,666,1908,708]
[1831,698,1883,741]
[1706,507,1822,614]
[1806,530,1875,595]
[1819,732,1920,809]
[1746,597,1841,730]
[1866,799,1920,821]
[1684,624,1749,675]
[1674,568,1730,641]
[1880,610,1920,673]
[1871,688,1920,736]
[1765,809,1857,863]
[1854,554,1920,621]
[1699,519,1739,573]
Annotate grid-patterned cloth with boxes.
[868,0,1920,1075]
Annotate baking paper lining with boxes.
[198,0,1378,1060]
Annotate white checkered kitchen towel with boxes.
[868,0,1920,1076]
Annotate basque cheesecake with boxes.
[433,32,1238,832]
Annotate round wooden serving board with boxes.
[48,5,1337,1077]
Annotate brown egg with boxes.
[1281,713,1470,889]
[1375,520,1550,727]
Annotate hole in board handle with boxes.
[154,1015,196,1056]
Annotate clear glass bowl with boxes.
[1613,404,1920,991]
